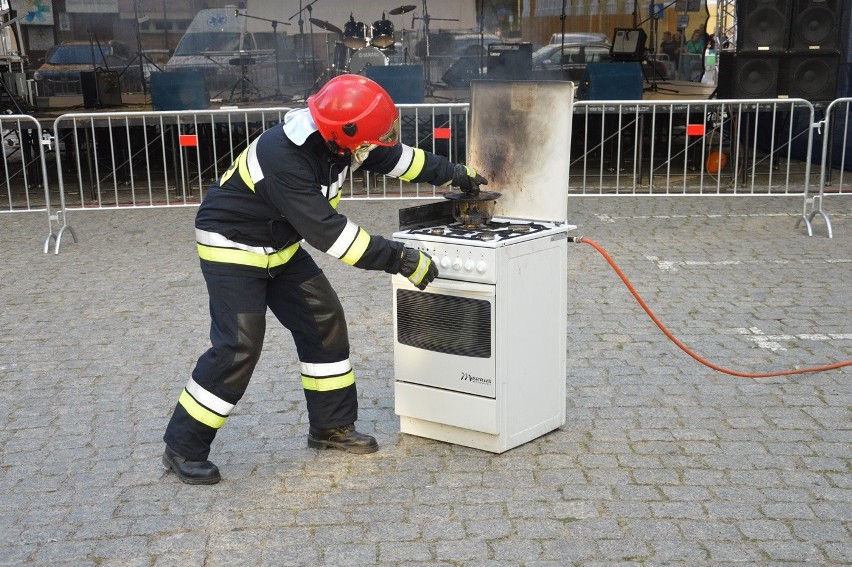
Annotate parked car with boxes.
[32,40,150,96]
[548,32,610,46]
[531,42,612,82]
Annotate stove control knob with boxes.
[452,258,463,271]
[440,256,451,269]
[476,261,487,274]
[464,259,475,272]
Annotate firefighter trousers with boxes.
[163,247,358,461]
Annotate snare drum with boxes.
[343,20,367,49]
[370,19,395,48]
[348,46,389,74]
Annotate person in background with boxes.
[161,74,488,485]
[672,31,683,69]
[683,29,707,81]
[686,28,706,54]
[660,30,680,67]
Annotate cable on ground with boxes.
[570,236,852,378]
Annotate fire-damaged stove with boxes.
[392,80,576,453]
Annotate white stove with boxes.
[392,80,576,453]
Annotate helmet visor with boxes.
[352,142,377,165]
[378,117,400,145]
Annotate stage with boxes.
[30,77,719,117]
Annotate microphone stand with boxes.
[414,0,457,97]
[234,9,291,98]
[560,0,566,79]
[289,0,322,100]
[638,0,680,94]
[477,0,484,79]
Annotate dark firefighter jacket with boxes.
[195,108,457,276]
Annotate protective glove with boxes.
[399,247,438,290]
[451,164,488,194]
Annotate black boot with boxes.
[307,423,379,454]
[162,445,221,485]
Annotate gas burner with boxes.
[405,219,560,244]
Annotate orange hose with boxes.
[577,237,852,378]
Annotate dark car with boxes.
[531,42,612,82]
[32,40,151,96]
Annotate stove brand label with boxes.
[461,372,492,385]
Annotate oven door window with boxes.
[396,290,491,358]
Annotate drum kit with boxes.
[310,5,416,79]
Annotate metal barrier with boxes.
[0,114,76,253]
[570,98,816,198]
[798,97,852,238]
[45,103,469,252]
[52,107,292,210]
[23,97,849,253]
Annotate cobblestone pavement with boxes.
[1,196,850,566]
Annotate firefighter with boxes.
[162,74,488,484]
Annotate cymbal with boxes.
[388,5,416,16]
[310,18,343,35]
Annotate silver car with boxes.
[531,42,612,81]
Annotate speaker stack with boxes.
[81,70,122,109]
[486,43,533,80]
[719,0,847,101]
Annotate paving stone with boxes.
[1,196,850,564]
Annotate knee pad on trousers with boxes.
[299,274,349,353]
[222,311,266,394]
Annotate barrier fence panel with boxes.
[0,114,72,252]
[52,108,293,210]
[570,98,816,198]
[49,108,293,252]
[799,97,852,238]
[47,104,470,252]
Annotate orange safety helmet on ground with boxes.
[705,150,728,174]
[307,74,400,154]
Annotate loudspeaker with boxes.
[486,43,532,80]
[150,71,210,111]
[780,52,840,101]
[736,0,792,52]
[610,28,647,61]
[578,63,643,100]
[790,0,843,51]
[717,51,779,98]
[441,57,479,88]
[366,65,424,103]
[80,70,122,109]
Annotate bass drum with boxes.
[349,46,389,74]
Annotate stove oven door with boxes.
[392,275,495,398]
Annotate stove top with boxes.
[400,218,561,244]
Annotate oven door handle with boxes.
[419,278,495,296]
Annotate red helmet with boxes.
[307,74,400,153]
